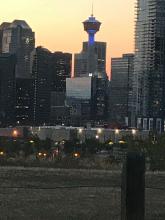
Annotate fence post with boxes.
[121,152,145,220]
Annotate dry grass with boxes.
[0,167,164,219]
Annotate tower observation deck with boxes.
[83,14,101,46]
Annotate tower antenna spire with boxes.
[91,2,94,16]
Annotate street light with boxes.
[29,140,34,143]
[132,129,136,135]
[114,129,120,143]
[78,128,83,134]
[96,135,99,140]
[12,129,18,137]
[78,128,83,143]
[132,129,137,140]
[115,129,119,134]
[97,128,102,134]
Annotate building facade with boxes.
[0,22,11,53]
[66,77,94,126]
[1,20,35,78]
[0,20,35,125]
[110,54,134,126]
[31,47,52,125]
[83,41,107,73]
[74,42,106,78]
[0,54,16,126]
[132,0,165,132]
[51,52,72,92]
[15,78,34,125]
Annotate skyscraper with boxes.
[133,0,165,132]
[0,20,35,125]
[110,54,134,126]
[1,20,35,78]
[72,13,108,124]
[31,48,72,126]
[82,41,106,74]
[0,22,10,53]
[51,52,72,92]
[0,54,16,126]
[66,77,94,126]
[31,47,52,125]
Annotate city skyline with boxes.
[0,0,135,75]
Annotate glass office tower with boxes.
[132,0,165,132]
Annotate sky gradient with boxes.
[0,0,135,75]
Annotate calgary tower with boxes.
[83,12,101,46]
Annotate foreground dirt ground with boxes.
[0,167,164,219]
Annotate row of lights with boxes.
[78,128,137,135]
[78,128,137,141]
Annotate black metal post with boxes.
[121,152,145,220]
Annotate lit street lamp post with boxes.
[78,128,83,143]
[132,129,137,140]
[96,135,99,140]
[115,129,119,143]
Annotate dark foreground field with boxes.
[0,167,165,220]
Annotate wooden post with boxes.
[121,152,145,220]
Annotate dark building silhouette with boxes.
[82,41,106,73]
[31,47,52,125]
[31,48,71,125]
[110,54,134,126]
[0,20,35,125]
[74,42,106,78]
[51,52,72,92]
[1,20,35,78]
[49,52,72,125]
[0,54,16,126]
[0,22,11,53]
[93,75,108,122]
[15,78,34,125]
[66,77,95,126]
[72,13,108,125]
[50,91,70,125]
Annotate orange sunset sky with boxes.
[0,0,135,76]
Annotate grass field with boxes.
[0,167,164,219]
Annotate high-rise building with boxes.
[0,20,35,125]
[31,48,71,126]
[0,23,11,53]
[1,20,35,78]
[31,47,52,125]
[66,77,95,126]
[15,78,34,125]
[51,52,72,92]
[50,91,70,125]
[73,14,108,124]
[0,54,16,126]
[74,52,93,77]
[110,54,134,126]
[132,0,165,132]
[83,41,106,73]
[49,52,72,125]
